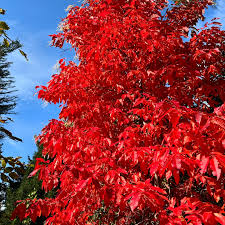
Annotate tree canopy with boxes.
[12,0,225,224]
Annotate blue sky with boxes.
[1,0,80,161]
[1,0,225,163]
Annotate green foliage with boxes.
[0,144,56,225]
[0,8,6,15]
[0,155,25,183]
[0,40,24,191]
[0,7,28,60]
[0,7,25,201]
[0,7,29,224]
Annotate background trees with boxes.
[0,7,27,61]
[0,40,21,141]
[12,0,225,224]
[0,6,25,144]
[0,7,25,217]
[0,40,26,223]
[1,144,55,225]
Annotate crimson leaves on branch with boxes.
[12,0,225,224]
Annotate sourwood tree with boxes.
[12,0,225,224]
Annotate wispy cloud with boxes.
[41,100,49,108]
[7,32,59,101]
[6,139,17,147]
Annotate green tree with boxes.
[0,6,27,143]
[0,7,24,143]
[0,40,22,141]
[1,144,55,225]
[0,6,27,217]
[0,7,28,60]
[0,39,26,212]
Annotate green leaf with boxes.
[28,190,37,198]
[0,8,6,15]
[0,21,10,30]
[29,163,35,168]
[1,173,9,182]
[15,166,25,174]
[0,8,5,15]
[4,167,13,173]
[3,38,10,47]
[8,160,15,167]
[1,159,6,168]
[15,156,22,160]
[9,172,19,180]
[19,49,28,61]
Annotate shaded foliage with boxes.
[1,144,55,225]
[0,7,26,212]
[0,40,25,214]
[0,41,21,140]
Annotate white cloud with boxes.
[41,100,49,108]
[7,31,60,102]
[5,139,17,147]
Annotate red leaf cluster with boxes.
[12,0,225,224]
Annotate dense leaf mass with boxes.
[12,0,225,224]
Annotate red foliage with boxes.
[12,0,225,224]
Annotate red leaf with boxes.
[222,139,225,149]
[210,157,221,180]
[75,178,91,192]
[211,116,225,130]
[129,192,141,212]
[166,170,172,180]
[173,170,180,185]
[175,157,181,170]
[28,168,40,178]
[214,213,225,225]
[11,203,26,221]
[59,59,64,64]
[200,155,209,174]
[212,152,225,169]
[13,1,225,224]
[195,112,203,124]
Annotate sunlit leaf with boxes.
[0,21,10,30]
[129,192,141,212]
[1,159,6,168]
[3,38,10,47]
[19,49,28,61]
[0,8,6,14]
[8,160,15,167]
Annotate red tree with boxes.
[12,0,225,224]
